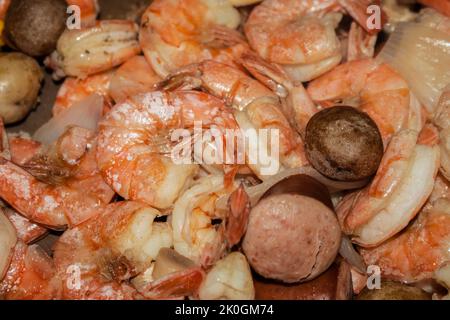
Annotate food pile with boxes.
[0,0,449,300]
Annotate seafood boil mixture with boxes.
[0,0,449,300]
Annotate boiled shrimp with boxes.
[307,58,426,143]
[1,132,48,245]
[245,0,343,82]
[53,201,174,299]
[160,59,309,178]
[46,20,141,80]
[198,252,254,300]
[360,197,450,283]
[244,0,384,82]
[109,56,161,103]
[336,125,440,247]
[96,90,240,209]
[53,71,114,116]
[0,127,114,229]
[0,209,61,300]
[139,0,249,77]
[172,175,250,267]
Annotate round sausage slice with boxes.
[242,175,341,283]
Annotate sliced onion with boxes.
[33,94,104,145]
[377,9,450,114]
[216,166,369,210]
[339,235,366,274]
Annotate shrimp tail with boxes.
[204,25,248,49]
[139,267,205,300]
[239,52,318,136]
[225,183,251,248]
[239,51,290,98]
[338,0,387,34]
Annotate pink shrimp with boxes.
[0,127,114,229]
[244,0,386,82]
[159,59,309,178]
[53,71,114,116]
[109,56,162,103]
[46,20,141,80]
[52,201,205,300]
[360,198,450,283]
[0,209,61,300]
[336,125,441,247]
[139,0,249,77]
[96,90,240,209]
[172,175,251,267]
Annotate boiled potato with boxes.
[0,53,43,124]
[4,0,67,57]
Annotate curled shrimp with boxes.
[360,196,450,283]
[96,90,239,209]
[139,0,249,77]
[172,175,250,267]
[46,20,141,80]
[336,125,441,247]
[433,86,450,181]
[307,58,426,143]
[0,209,61,300]
[1,132,48,245]
[53,71,114,116]
[198,252,255,300]
[244,0,343,82]
[160,59,309,178]
[53,201,173,299]
[0,127,114,229]
[109,56,162,103]
[244,0,384,82]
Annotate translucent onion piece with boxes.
[339,235,366,274]
[33,94,103,145]
[377,10,450,114]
